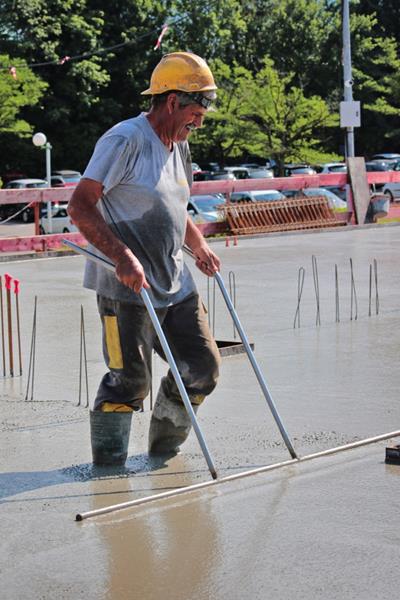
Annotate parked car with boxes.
[382,161,400,201]
[39,203,78,234]
[5,178,47,190]
[314,162,347,174]
[187,194,225,223]
[247,167,274,179]
[284,164,317,176]
[3,178,48,222]
[223,166,250,179]
[191,162,201,172]
[230,190,286,203]
[283,187,347,211]
[208,171,236,181]
[365,160,393,172]
[238,162,264,169]
[192,170,214,181]
[201,162,221,172]
[365,161,394,193]
[212,166,274,180]
[51,170,81,187]
[371,153,400,164]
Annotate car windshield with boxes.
[191,196,225,212]
[253,191,284,201]
[366,163,391,172]
[304,188,334,198]
[27,182,47,188]
[63,175,81,183]
[248,169,273,179]
[328,165,347,172]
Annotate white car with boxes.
[230,189,286,202]
[3,178,48,222]
[39,203,78,234]
[283,187,347,210]
[372,153,400,164]
[315,162,347,173]
[300,187,347,210]
[382,161,400,201]
[187,194,226,223]
[224,166,274,179]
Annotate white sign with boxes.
[340,101,361,128]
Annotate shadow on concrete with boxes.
[0,452,181,502]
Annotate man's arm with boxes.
[68,178,149,293]
[184,215,220,277]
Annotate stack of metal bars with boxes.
[218,196,345,235]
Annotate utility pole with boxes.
[342,0,355,157]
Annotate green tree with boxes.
[0,55,47,136]
[0,0,111,171]
[192,59,340,172]
[189,60,254,166]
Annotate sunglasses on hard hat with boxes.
[177,91,216,110]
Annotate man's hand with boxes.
[192,242,221,277]
[115,248,150,294]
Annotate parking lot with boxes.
[1,225,400,599]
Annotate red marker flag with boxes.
[154,24,169,50]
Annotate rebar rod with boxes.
[293,267,305,329]
[312,255,321,326]
[0,275,5,377]
[374,259,379,315]
[335,264,340,323]
[78,305,89,408]
[350,258,358,321]
[25,296,37,401]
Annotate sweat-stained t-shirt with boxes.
[82,112,197,308]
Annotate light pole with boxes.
[32,132,53,233]
[341,0,360,158]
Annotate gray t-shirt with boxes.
[82,113,197,308]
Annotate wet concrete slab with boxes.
[1,225,400,599]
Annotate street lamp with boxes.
[32,132,52,233]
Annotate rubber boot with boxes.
[90,410,133,465]
[148,386,199,455]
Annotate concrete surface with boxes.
[1,225,400,599]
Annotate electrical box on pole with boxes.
[340,101,361,128]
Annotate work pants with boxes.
[94,293,221,411]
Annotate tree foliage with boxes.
[0,55,47,136]
[0,0,399,175]
[191,59,339,171]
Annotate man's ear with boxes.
[166,92,178,114]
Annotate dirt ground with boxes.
[1,225,400,599]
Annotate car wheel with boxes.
[385,190,394,203]
[62,228,70,233]
[39,225,45,234]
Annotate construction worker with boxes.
[68,52,221,465]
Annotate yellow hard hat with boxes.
[141,51,217,96]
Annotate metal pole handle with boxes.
[182,245,296,459]
[214,271,297,459]
[140,288,217,478]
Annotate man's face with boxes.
[169,97,207,142]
